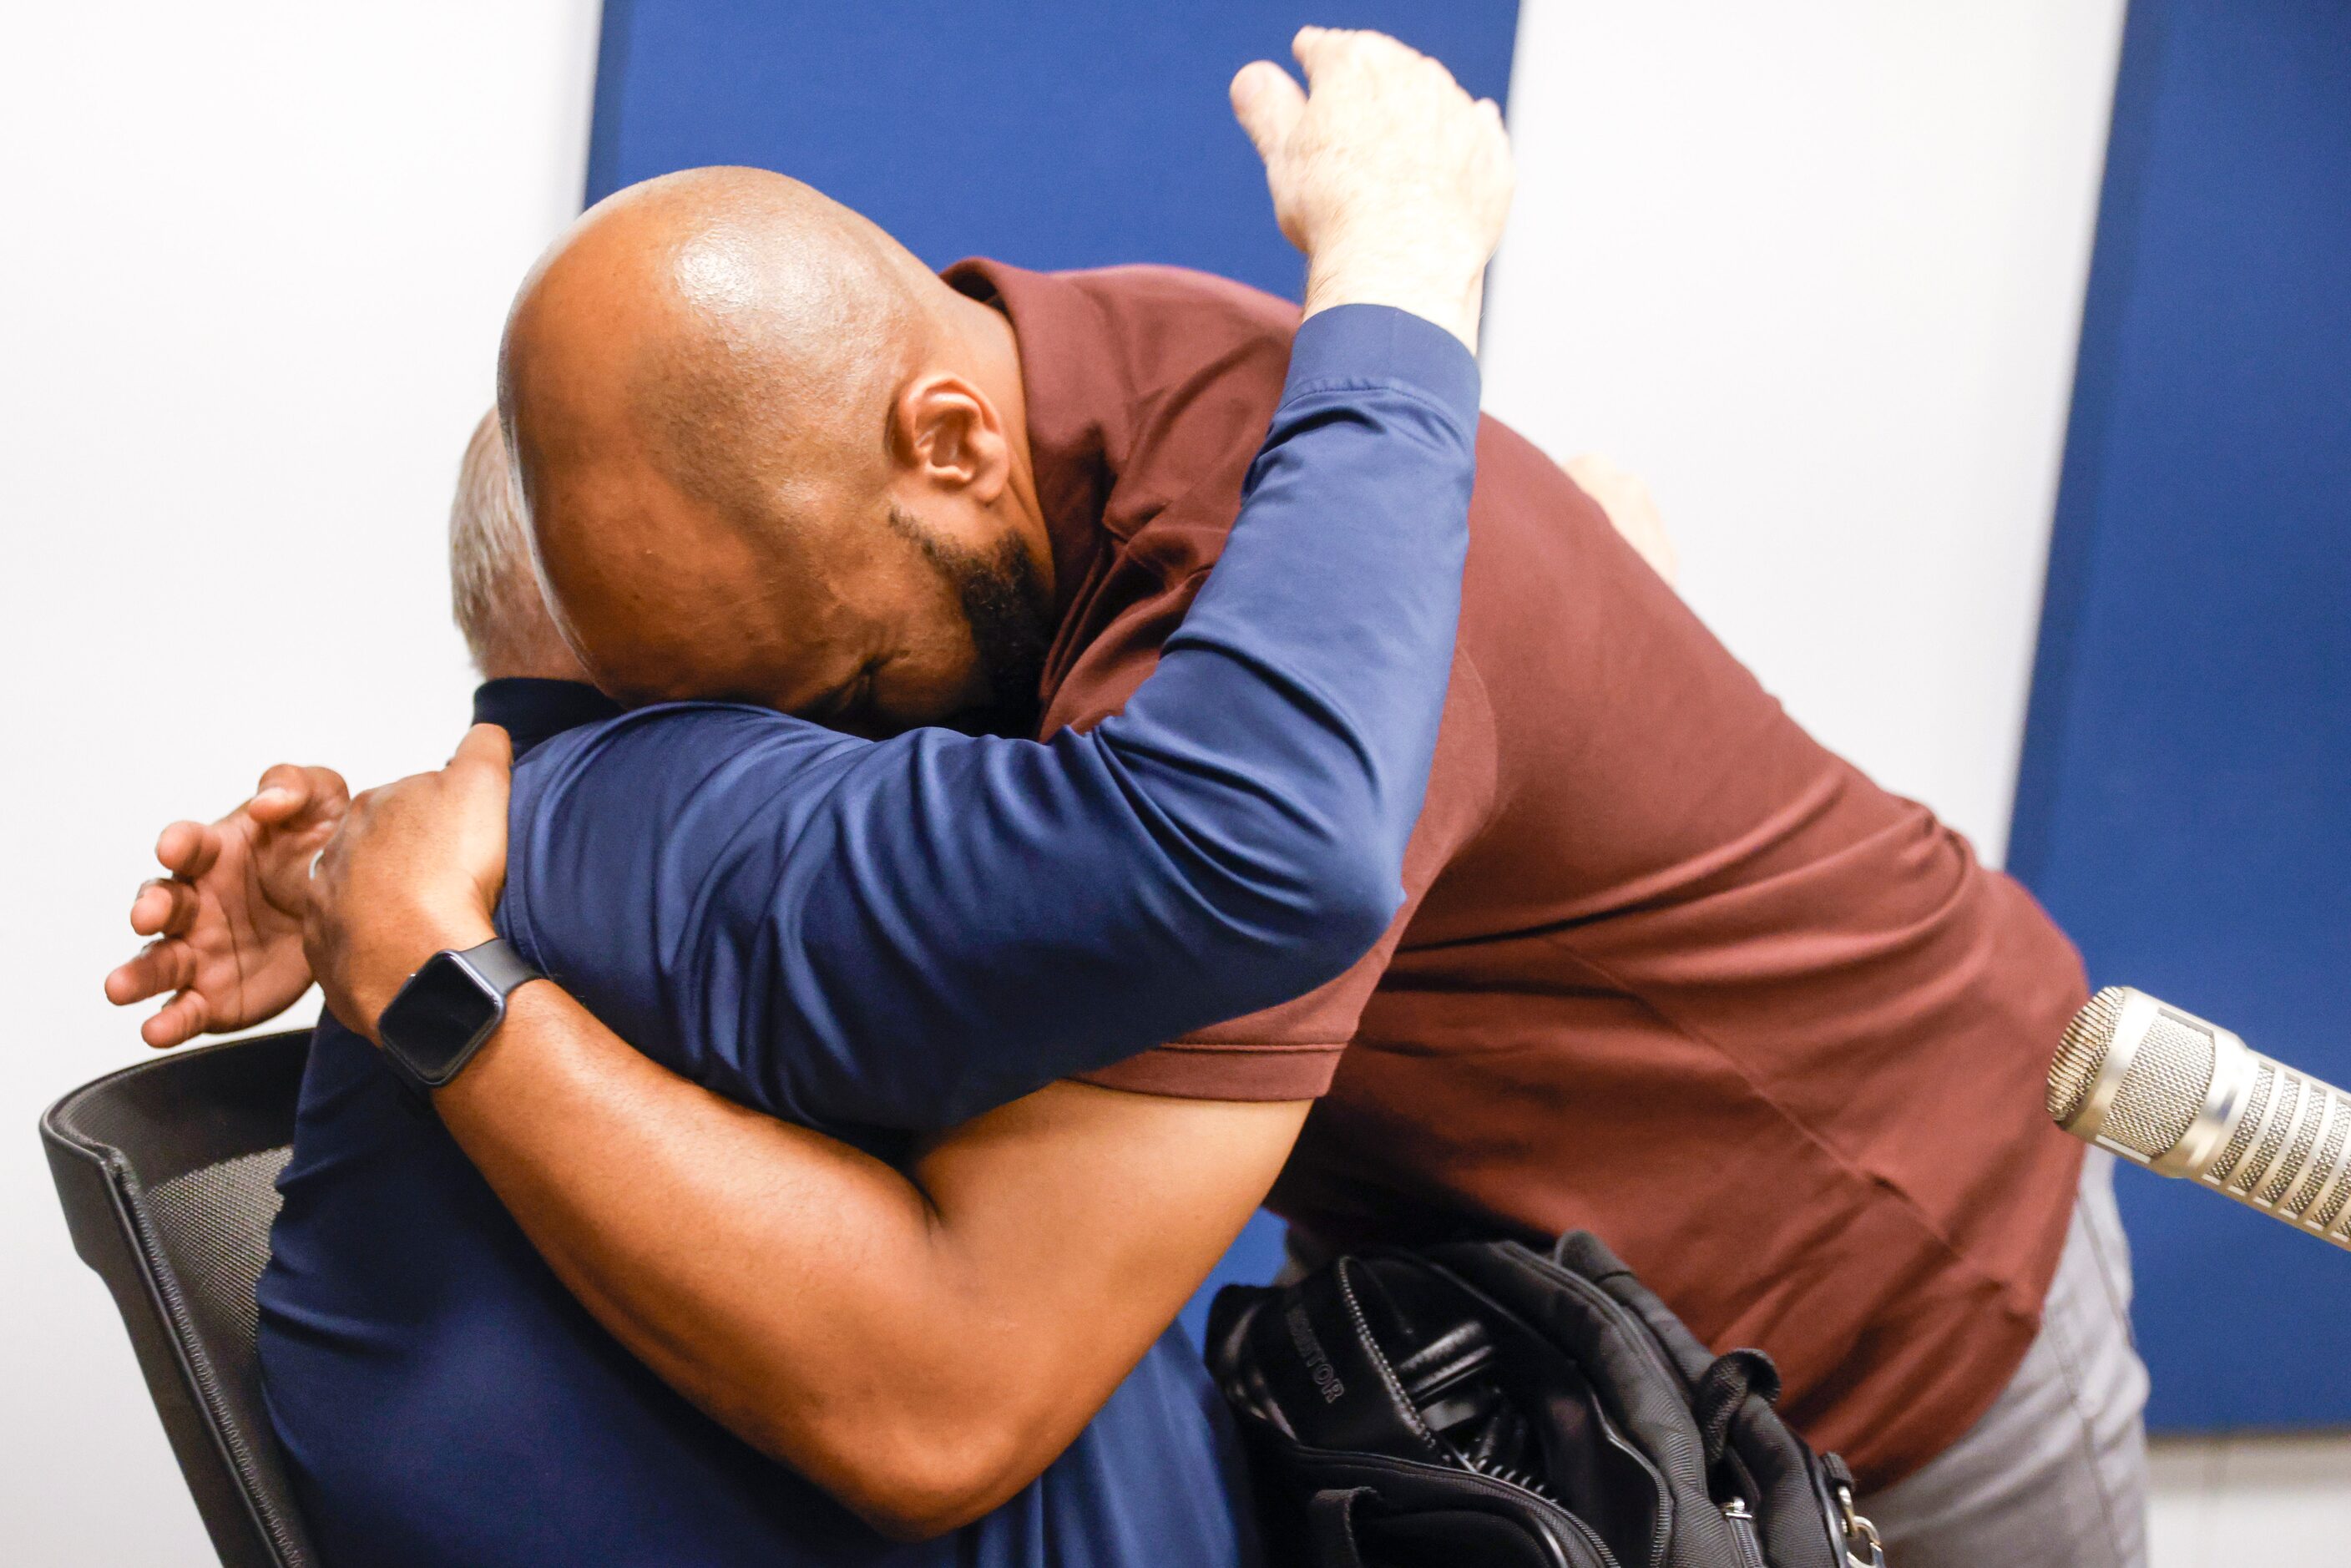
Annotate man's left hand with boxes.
[304,723,513,1043]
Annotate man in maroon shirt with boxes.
[930,255,2142,1560]
[113,30,2145,1565]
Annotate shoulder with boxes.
[998,260,1300,417]
[509,704,840,830]
[1055,263,1301,340]
[503,704,859,951]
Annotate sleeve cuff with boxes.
[1073,1040,1344,1101]
[1282,302,1483,428]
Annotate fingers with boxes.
[247,762,314,825]
[447,726,514,817]
[248,762,351,826]
[1292,25,1450,92]
[1292,26,1381,83]
[1230,60,1306,160]
[105,937,197,1007]
[1564,453,1678,586]
[129,877,200,938]
[1563,451,1629,489]
[154,819,220,880]
[143,989,211,1050]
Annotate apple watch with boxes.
[377,938,541,1092]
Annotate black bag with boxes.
[1206,1232,1885,1568]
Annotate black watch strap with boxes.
[457,936,538,999]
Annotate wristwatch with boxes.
[377,938,541,1092]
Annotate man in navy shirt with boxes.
[112,33,1514,1565]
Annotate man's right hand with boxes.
[1232,27,1516,352]
[104,764,350,1047]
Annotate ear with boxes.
[886,372,1010,506]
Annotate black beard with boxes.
[890,507,1053,736]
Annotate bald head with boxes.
[499,169,1050,731]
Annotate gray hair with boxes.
[447,409,582,680]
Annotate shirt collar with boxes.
[470,677,623,761]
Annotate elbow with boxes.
[777,1414,1034,1544]
[1288,837,1403,978]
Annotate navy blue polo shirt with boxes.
[257,305,1480,1565]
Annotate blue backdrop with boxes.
[589,0,1519,301]
[2011,0,2351,1430]
[587,0,1523,1343]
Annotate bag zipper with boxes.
[1330,1265,1622,1566]
[1297,1442,1624,1568]
[1722,1496,1767,1568]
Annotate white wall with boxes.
[0,3,600,1559]
[1483,0,2126,866]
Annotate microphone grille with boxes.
[2102,1009,2217,1159]
[2049,987,2126,1125]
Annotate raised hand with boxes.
[1231,26,1516,351]
[104,764,351,1047]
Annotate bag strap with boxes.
[1308,1486,1378,1568]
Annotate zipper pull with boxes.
[1721,1497,1766,1568]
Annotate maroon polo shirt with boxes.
[947,257,2087,1490]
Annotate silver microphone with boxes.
[2049,986,2351,1254]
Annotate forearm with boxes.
[433,984,962,1520]
[432,982,1256,1537]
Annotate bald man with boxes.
[116,33,2145,1568]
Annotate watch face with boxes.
[378,951,503,1084]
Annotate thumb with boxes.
[453,721,513,768]
[1231,59,1306,162]
[449,722,513,780]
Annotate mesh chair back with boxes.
[43,1030,320,1567]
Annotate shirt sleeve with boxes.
[1077,650,1500,1100]
[500,304,1481,1136]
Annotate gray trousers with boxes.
[1859,1151,2151,1568]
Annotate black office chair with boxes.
[43,1029,321,1567]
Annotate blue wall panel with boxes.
[589,0,1519,301]
[588,1,1520,1344]
[2012,0,2351,1430]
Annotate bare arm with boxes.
[297,721,1305,1539]
[436,982,1303,1540]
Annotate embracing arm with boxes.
[435,985,1302,1538]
